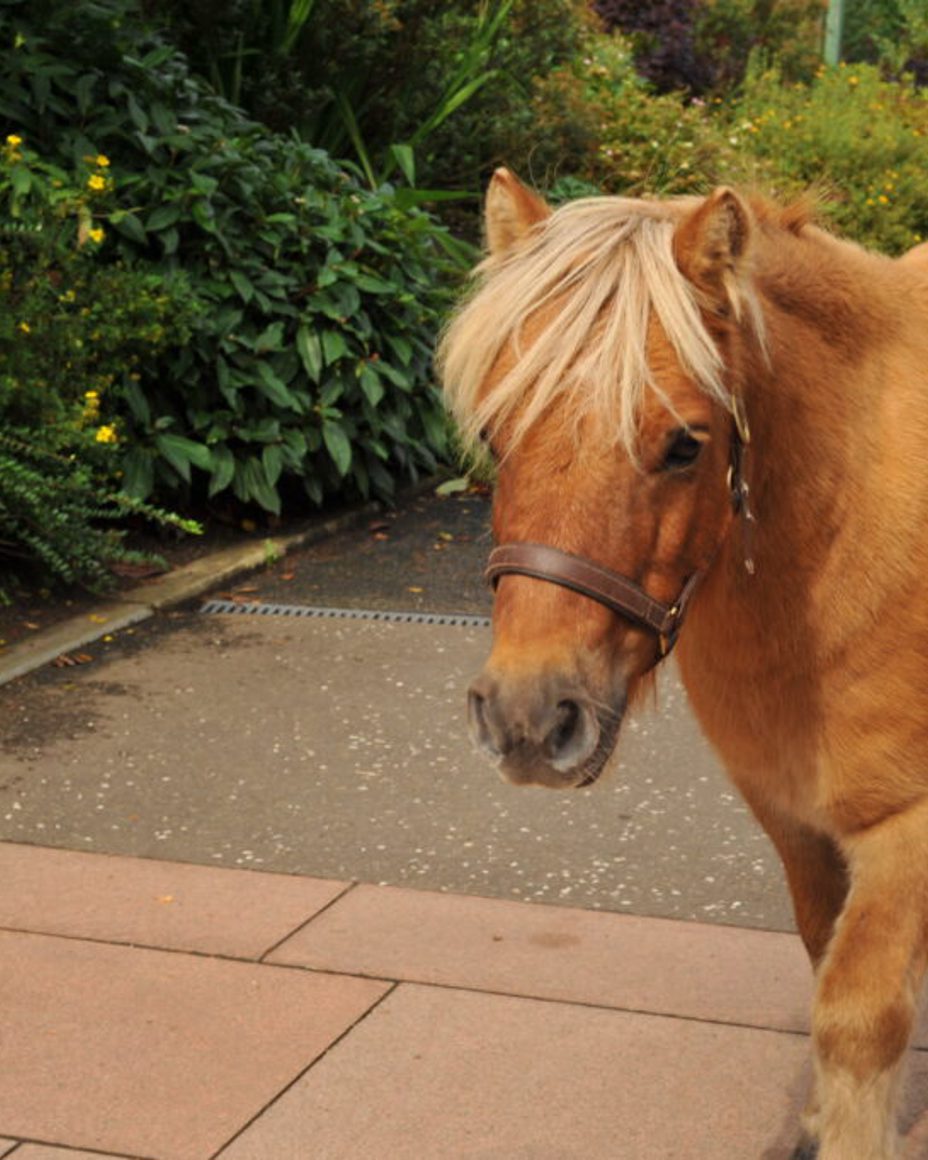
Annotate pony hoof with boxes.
[790,1144,819,1160]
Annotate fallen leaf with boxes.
[435,476,470,497]
[88,613,108,624]
[373,532,390,541]
[234,585,259,594]
[109,560,166,579]
[368,520,391,533]
[156,894,175,904]
[53,652,94,667]
[279,571,295,581]
[407,586,424,593]
[437,532,454,542]
[24,621,40,630]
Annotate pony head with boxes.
[438,170,763,789]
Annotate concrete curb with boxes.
[0,500,386,689]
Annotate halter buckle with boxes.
[659,604,681,658]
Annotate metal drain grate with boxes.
[200,599,491,629]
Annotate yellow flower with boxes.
[84,390,100,399]
[17,321,30,334]
[6,134,22,147]
[95,154,110,168]
[95,425,118,444]
[88,227,105,244]
[878,194,889,205]
[87,174,106,192]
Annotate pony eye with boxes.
[660,429,704,472]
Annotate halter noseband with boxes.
[484,413,754,661]
[485,542,703,657]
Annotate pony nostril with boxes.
[468,680,600,773]
[544,699,582,759]
[468,688,502,757]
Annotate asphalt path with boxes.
[0,485,794,931]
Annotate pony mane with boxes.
[438,195,764,456]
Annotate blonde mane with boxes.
[438,195,762,455]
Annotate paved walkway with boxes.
[1,841,928,1159]
[0,841,818,1159]
[0,612,794,930]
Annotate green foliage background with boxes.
[2,0,928,590]
[0,0,461,547]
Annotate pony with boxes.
[437,169,928,1159]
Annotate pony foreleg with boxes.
[761,812,849,968]
[810,799,928,1160]
[747,807,850,1156]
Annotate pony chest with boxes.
[674,652,831,828]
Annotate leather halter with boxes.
[484,413,754,661]
[485,542,703,656]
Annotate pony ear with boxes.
[485,168,550,256]
[673,187,752,317]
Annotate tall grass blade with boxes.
[334,88,376,188]
[282,0,317,56]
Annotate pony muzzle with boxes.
[467,672,620,788]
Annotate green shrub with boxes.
[523,36,928,256]
[732,62,928,252]
[0,429,198,591]
[111,131,461,511]
[844,0,928,83]
[0,0,462,515]
[0,133,200,588]
[524,33,745,196]
[0,138,199,433]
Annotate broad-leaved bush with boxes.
[1,0,460,519]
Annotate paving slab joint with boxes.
[257,880,362,963]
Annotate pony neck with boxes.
[688,226,922,670]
